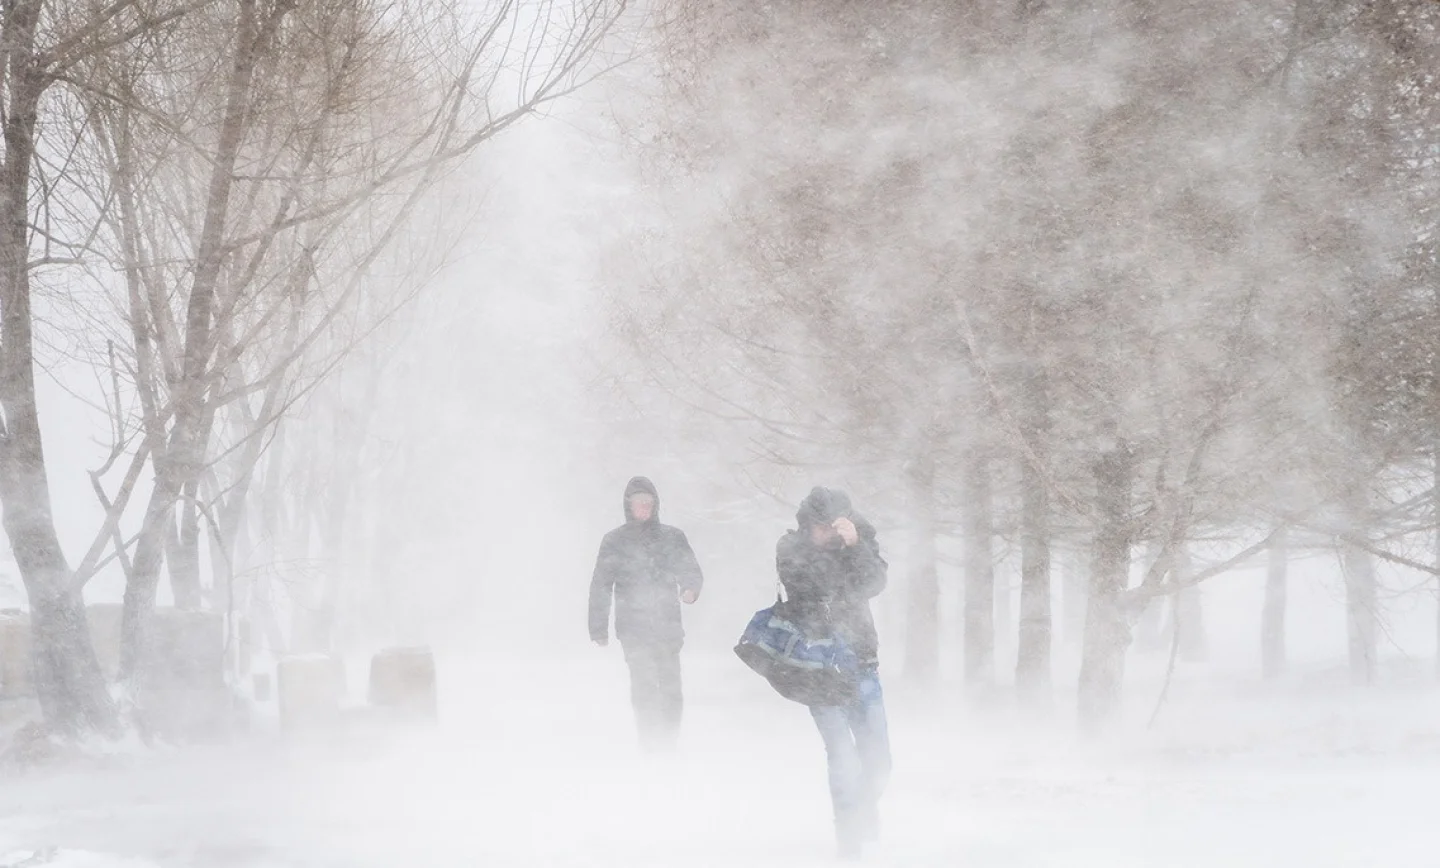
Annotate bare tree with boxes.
[0,0,627,734]
[0,0,220,736]
[65,0,628,688]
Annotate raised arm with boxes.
[845,522,888,599]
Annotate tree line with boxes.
[599,0,1440,728]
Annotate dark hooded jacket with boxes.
[588,477,704,648]
[776,486,888,669]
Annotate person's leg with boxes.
[848,672,892,842]
[655,644,683,747]
[810,704,864,857]
[621,642,663,749]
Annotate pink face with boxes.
[809,521,838,547]
[629,494,655,521]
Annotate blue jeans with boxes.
[809,672,891,839]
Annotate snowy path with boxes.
[1,651,1437,867]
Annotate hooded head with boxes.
[796,486,852,529]
[623,476,660,524]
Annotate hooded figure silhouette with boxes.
[588,477,703,750]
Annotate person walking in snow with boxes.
[588,476,704,751]
[777,486,891,859]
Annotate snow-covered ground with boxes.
[2,650,1437,867]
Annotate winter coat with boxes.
[776,486,888,669]
[588,477,704,649]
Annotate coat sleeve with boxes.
[671,530,704,596]
[588,535,617,642]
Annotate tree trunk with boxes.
[1336,546,1370,688]
[0,5,117,734]
[1061,552,1086,650]
[1341,545,1377,685]
[1173,546,1206,662]
[1133,540,1165,652]
[1340,494,1378,685]
[962,448,994,686]
[1262,526,1287,680]
[119,474,181,681]
[121,0,293,681]
[29,589,117,735]
[1078,438,1133,732]
[1015,374,1052,697]
[905,452,940,684]
[166,479,203,611]
[994,565,1013,665]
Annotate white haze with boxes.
[2,5,1440,868]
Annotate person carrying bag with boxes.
[734,486,891,860]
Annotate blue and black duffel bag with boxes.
[734,594,861,707]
